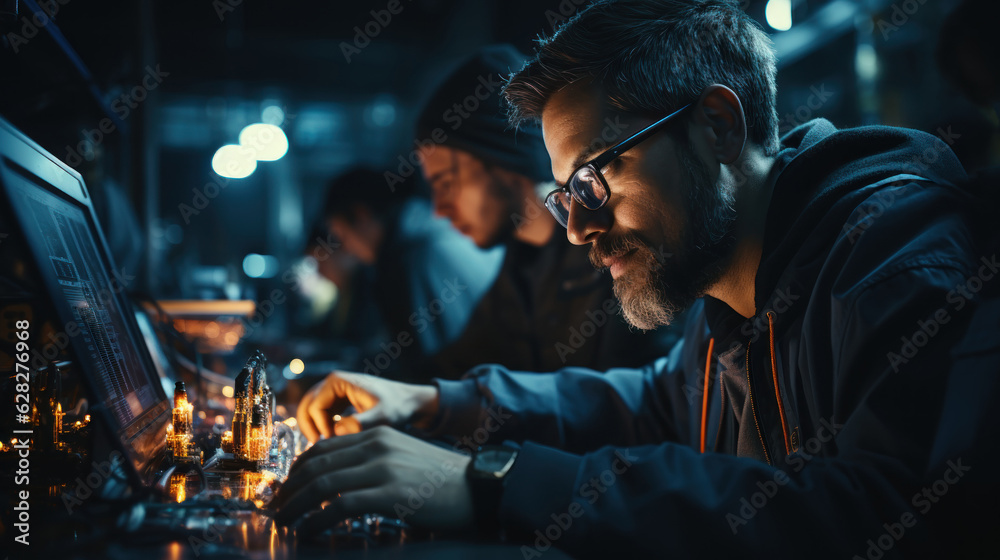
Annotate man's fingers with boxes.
[309,401,335,440]
[275,441,370,508]
[299,375,344,444]
[334,372,380,411]
[275,464,381,526]
[333,415,361,436]
[352,407,387,431]
[287,427,377,475]
[296,488,391,537]
[296,390,319,443]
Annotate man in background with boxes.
[315,166,502,382]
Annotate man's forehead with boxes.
[542,82,608,135]
[541,81,613,180]
[418,144,459,176]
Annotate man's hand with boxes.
[272,426,473,533]
[296,371,440,442]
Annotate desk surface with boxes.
[107,465,575,559]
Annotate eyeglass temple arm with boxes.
[596,104,692,166]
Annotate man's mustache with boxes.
[589,233,649,270]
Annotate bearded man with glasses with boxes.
[275,1,1000,556]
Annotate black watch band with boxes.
[466,445,519,536]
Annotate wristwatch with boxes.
[466,445,519,535]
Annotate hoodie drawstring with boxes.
[768,311,792,455]
[700,337,715,453]
[700,312,792,456]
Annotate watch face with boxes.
[474,447,518,478]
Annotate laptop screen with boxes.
[0,119,169,482]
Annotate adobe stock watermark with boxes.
[385,72,506,192]
[508,116,632,231]
[187,491,258,556]
[212,230,338,346]
[392,458,462,521]
[552,297,621,364]
[360,277,470,376]
[60,450,127,513]
[852,458,971,560]
[740,287,800,344]
[901,127,961,176]
[305,230,342,264]
[339,0,413,63]
[545,0,751,33]
[543,0,588,31]
[521,450,637,559]
[683,342,743,407]
[842,127,961,245]
[554,296,621,362]
[726,417,844,534]
[3,0,73,54]
[177,105,296,224]
[578,116,631,161]
[682,284,798,412]
[511,195,550,231]
[451,405,513,455]
[63,65,170,167]
[393,404,512,521]
[689,283,799,403]
[843,187,906,245]
[212,0,243,21]
[886,254,998,372]
[778,84,835,135]
[178,175,232,224]
[875,0,929,40]
[28,267,137,371]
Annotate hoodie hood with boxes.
[697,119,973,464]
[701,118,968,339]
[753,119,968,318]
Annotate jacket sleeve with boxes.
[427,336,703,453]
[495,266,999,559]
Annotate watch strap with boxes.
[467,445,518,536]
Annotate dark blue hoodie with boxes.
[425,119,1000,558]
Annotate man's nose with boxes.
[566,197,610,245]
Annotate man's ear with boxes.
[692,84,747,165]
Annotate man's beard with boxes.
[590,144,738,330]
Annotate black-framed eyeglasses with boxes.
[545,104,691,228]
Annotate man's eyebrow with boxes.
[426,168,456,184]
[556,145,604,187]
[572,146,602,170]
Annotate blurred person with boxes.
[301,225,383,351]
[936,0,1000,171]
[937,0,1000,112]
[412,44,680,373]
[316,167,503,381]
[277,1,1000,557]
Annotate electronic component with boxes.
[231,350,274,465]
[166,381,202,463]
